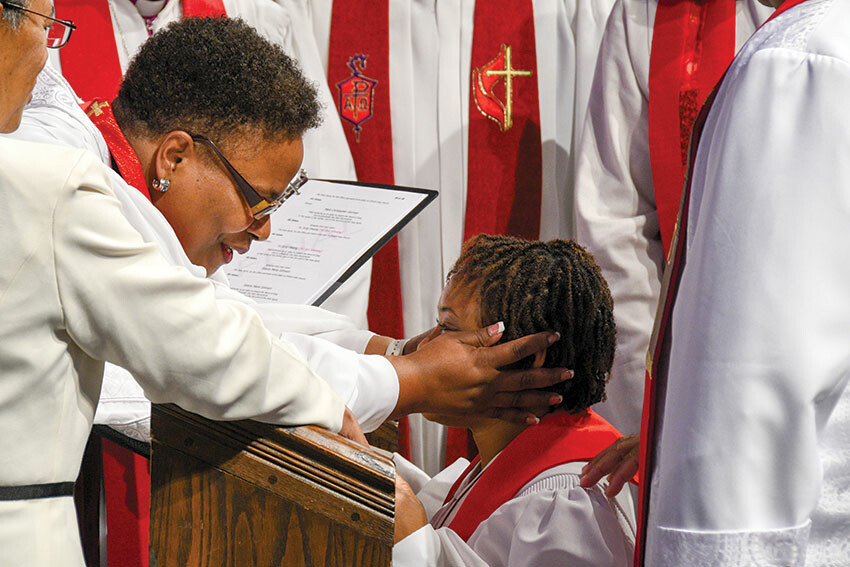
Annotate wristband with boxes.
[384,338,409,356]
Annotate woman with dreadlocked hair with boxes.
[393,234,635,567]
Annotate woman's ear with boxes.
[154,131,193,176]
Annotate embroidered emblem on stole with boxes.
[472,44,532,132]
[336,54,377,142]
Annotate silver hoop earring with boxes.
[152,178,171,193]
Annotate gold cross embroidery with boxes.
[87,101,110,118]
[482,45,532,131]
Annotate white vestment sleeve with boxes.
[54,152,346,432]
[573,0,659,437]
[394,463,635,567]
[647,4,850,563]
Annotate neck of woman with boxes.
[470,420,528,468]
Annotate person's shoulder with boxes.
[737,0,848,66]
[223,0,293,35]
[0,139,113,199]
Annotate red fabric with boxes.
[56,1,226,102]
[445,427,474,468]
[55,0,123,102]
[182,0,226,18]
[464,0,542,242]
[648,0,736,256]
[83,100,150,199]
[444,410,624,541]
[327,1,409,458]
[101,439,150,567]
[636,2,810,564]
[447,0,544,467]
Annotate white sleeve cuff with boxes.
[393,524,441,567]
[646,521,811,567]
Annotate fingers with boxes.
[492,367,572,393]
[339,407,369,447]
[579,435,640,490]
[479,331,560,367]
[485,407,545,425]
[488,389,564,410]
[604,457,639,498]
[455,321,507,348]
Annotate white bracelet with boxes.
[384,338,409,356]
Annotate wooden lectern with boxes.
[149,405,396,567]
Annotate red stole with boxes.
[444,410,624,542]
[445,0,544,467]
[327,1,410,457]
[636,1,810,564]
[82,99,149,198]
[83,99,153,567]
[648,0,736,255]
[55,0,226,102]
[464,0,542,242]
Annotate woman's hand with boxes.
[580,434,639,497]
[338,406,369,447]
[394,472,428,543]
[389,322,571,424]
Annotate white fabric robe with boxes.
[392,454,636,566]
[6,64,400,437]
[572,0,773,437]
[289,0,616,474]
[0,138,346,567]
[646,0,850,564]
[47,0,370,329]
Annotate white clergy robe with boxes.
[0,138,346,567]
[291,0,616,474]
[572,0,773,437]
[47,0,370,328]
[6,64,400,437]
[646,0,850,564]
[392,454,635,566]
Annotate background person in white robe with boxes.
[393,235,635,567]
[292,0,617,475]
[640,0,850,563]
[572,0,772,439]
[50,0,368,327]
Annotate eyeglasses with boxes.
[190,134,308,220]
[0,1,76,48]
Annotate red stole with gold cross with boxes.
[449,0,544,466]
[636,1,811,564]
[442,410,623,542]
[55,0,226,102]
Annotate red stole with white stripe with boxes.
[443,410,623,541]
[648,0,736,255]
[636,1,811,564]
[55,0,226,102]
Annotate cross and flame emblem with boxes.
[472,44,532,132]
